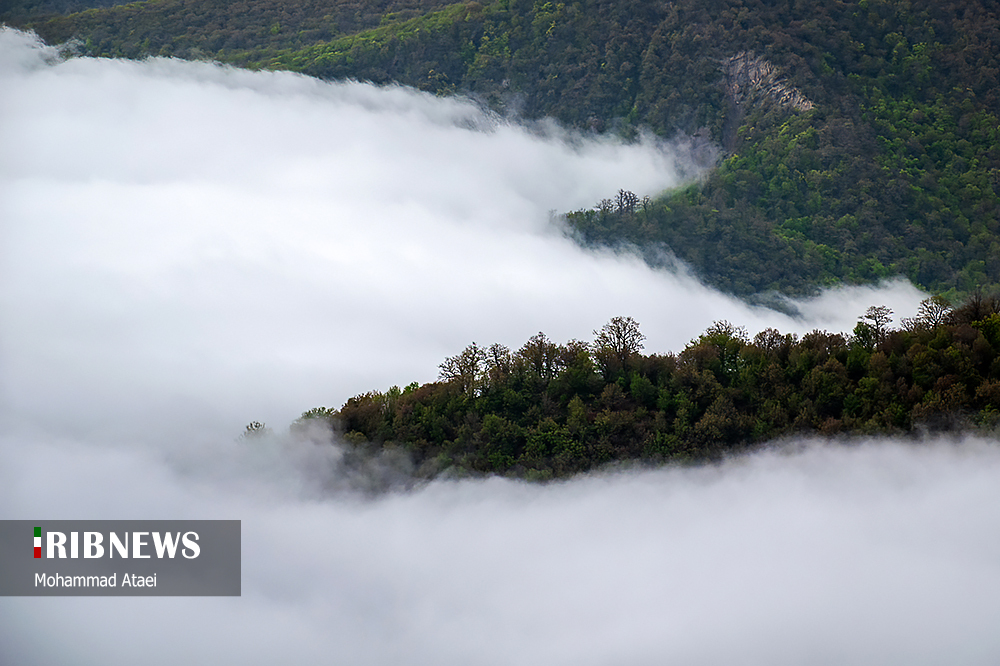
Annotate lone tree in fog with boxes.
[593,316,645,374]
[240,421,272,440]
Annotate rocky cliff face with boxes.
[722,51,813,151]
[725,51,814,111]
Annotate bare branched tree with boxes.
[753,327,797,355]
[439,342,488,395]
[901,295,951,330]
[615,189,640,215]
[862,305,893,340]
[593,316,645,373]
[516,332,561,381]
[949,288,1000,324]
[484,342,512,388]
[703,320,749,344]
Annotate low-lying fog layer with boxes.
[3,28,996,665]
[3,430,1000,665]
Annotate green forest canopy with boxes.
[7,0,1000,297]
[284,295,1000,480]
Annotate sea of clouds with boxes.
[2,27,998,665]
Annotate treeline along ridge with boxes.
[286,294,1000,479]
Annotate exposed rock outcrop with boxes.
[722,51,813,151]
[725,51,814,112]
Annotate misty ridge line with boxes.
[0,28,958,471]
[247,294,1000,484]
[0,27,947,460]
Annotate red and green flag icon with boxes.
[34,526,41,558]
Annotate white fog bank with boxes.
[1,431,999,666]
[2,27,990,666]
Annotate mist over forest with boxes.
[2,25,999,665]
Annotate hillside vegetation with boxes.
[8,0,1000,297]
[291,294,1000,479]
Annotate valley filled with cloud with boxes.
[2,28,997,665]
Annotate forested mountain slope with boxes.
[9,0,1000,297]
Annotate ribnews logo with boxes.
[31,525,201,560]
[2,520,240,596]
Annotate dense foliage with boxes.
[0,0,131,24]
[295,297,1000,479]
[9,0,1000,297]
